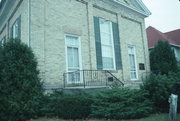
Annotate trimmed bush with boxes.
[0,39,43,121]
[141,72,180,112]
[90,88,153,119]
[57,94,93,119]
[40,91,93,119]
[39,91,65,117]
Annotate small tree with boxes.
[0,39,43,121]
[150,40,178,75]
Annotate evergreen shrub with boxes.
[90,88,153,119]
[141,72,180,112]
[40,91,93,119]
[150,40,178,75]
[0,39,43,121]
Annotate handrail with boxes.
[63,69,107,74]
[106,70,124,86]
[63,70,124,88]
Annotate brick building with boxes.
[0,0,150,89]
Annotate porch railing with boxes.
[63,70,124,88]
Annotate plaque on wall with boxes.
[139,63,145,70]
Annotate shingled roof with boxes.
[146,26,180,48]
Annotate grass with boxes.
[31,114,180,121]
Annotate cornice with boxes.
[113,0,151,17]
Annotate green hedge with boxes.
[39,88,153,120]
[90,88,153,119]
[40,92,93,119]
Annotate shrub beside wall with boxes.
[39,88,153,120]
[90,88,153,119]
[0,39,43,121]
[40,92,93,119]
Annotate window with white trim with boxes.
[99,18,115,70]
[66,35,80,70]
[128,46,138,80]
[65,34,81,83]
[11,17,21,39]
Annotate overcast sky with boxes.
[142,0,180,32]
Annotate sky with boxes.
[142,0,180,32]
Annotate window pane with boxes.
[67,47,73,68]
[13,25,16,38]
[12,21,19,39]
[128,47,134,54]
[102,57,114,69]
[100,19,111,34]
[67,37,74,45]
[73,48,79,68]
[67,36,78,46]
[101,33,112,45]
[130,55,135,70]
[102,45,113,57]
[15,22,19,38]
[131,72,137,79]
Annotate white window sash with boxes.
[12,20,19,39]
[128,46,138,80]
[65,34,82,84]
[99,18,116,70]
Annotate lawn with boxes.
[31,114,180,121]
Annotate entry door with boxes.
[66,34,82,84]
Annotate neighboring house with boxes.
[0,0,150,89]
[146,26,180,69]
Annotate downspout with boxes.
[28,0,31,47]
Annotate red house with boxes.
[146,26,180,68]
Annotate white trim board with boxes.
[113,0,151,17]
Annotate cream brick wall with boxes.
[0,0,150,88]
[120,17,146,81]
[0,0,29,44]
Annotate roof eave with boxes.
[136,0,151,17]
[113,0,151,17]
[170,43,180,48]
[149,43,180,49]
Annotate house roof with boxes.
[146,26,180,48]
[165,29,180,44]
